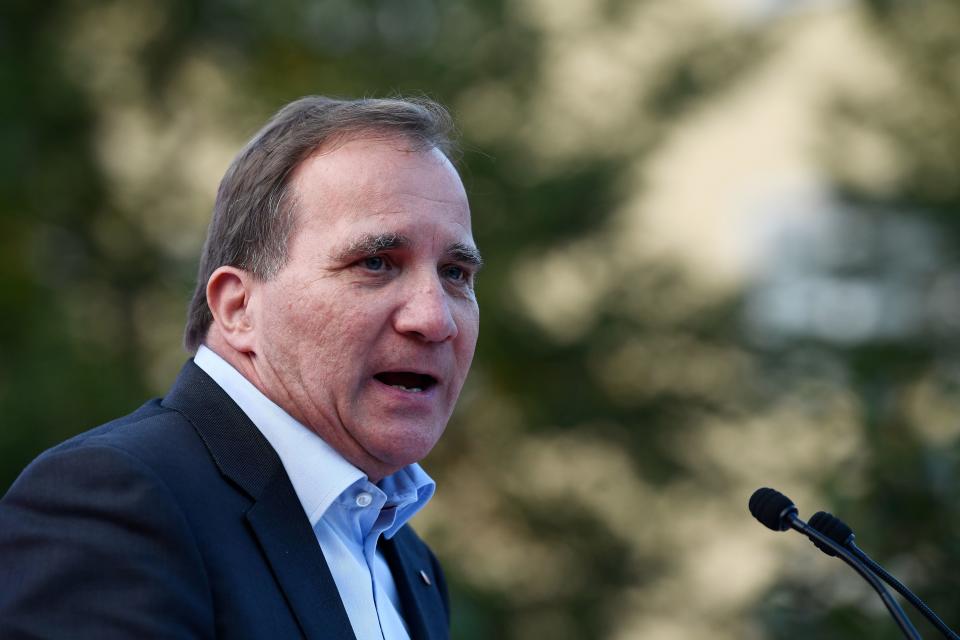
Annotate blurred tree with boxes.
[747,1,960,637]
[0,0,160,489]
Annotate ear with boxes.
[206,266,258,353]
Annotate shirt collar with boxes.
[379,463,435,539]
[194,345,435,533]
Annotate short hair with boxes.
[183,95,457,352]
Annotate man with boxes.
[0,96,481,640]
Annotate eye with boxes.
[361,255,390,271]
[441,264,470,284]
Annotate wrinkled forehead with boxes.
[294,135,465,207]
[285,136,472,249]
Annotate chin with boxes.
[365,424,444,470]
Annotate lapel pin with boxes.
[419,570,432,586]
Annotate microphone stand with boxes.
[787,513,922,640]
[848,541,958,640]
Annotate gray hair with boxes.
[183,95,457,352]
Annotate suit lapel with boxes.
[163,361,355,640]
[382,528,450,640]
[246,471,356,640]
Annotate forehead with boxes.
[288,136,472,243]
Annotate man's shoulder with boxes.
[43,397,201,468]
[0,397,222,639]
[10,386,220,508]
[31,360,225,475]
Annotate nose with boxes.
[393,274,459,343]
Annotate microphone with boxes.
[749,488,921,640]
[809,511,959,640]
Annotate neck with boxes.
[202,331,265,393]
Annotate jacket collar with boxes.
[382,529,450,640]
[161,360,447,640]
[162,360,356,640]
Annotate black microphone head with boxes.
[808,511,855,557]
[749,487,799,531]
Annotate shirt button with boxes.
[355,492,373,508]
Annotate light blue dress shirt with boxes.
[195,346,436,640]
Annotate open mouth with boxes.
[374,371,438,393]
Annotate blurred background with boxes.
[3,0,960,637]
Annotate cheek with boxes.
[259,288,341,361]
[292,298,386,364]
[454,306,480,364]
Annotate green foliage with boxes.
[748,1,960,635]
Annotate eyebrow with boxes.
[448,242,484,269]
[332,233,409,262]
[332,232,484,269]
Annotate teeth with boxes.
[389,384,423,393]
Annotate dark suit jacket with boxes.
[0,361,450,639]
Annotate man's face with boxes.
[249,137,480,480]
